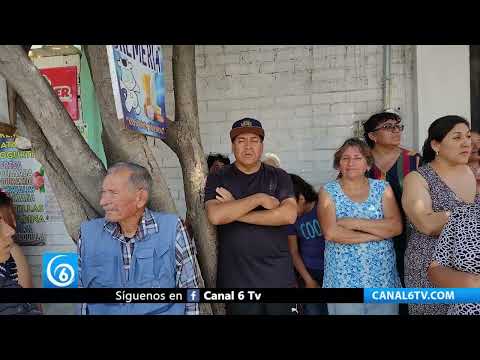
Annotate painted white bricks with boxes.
[227,97,275,111]
[294,105,314,117]
[367,100,384,114]
[225,63,261,76]
[275,95,311,107]
[312,92,347,104]
[260,61,294,74]
[202,111,227,123]
[345,89,383,102]
[331,102,355,114]
[246,51,275,63]
[312,68,345,81]
[158,45,415,215]
[354,102,368,113]
[206,54,240,66]
[277,117,311,129]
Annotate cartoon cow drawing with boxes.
[117,57,141,115]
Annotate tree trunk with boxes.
[0,45,221,314]
[6,82,16,127]
[85,45,218,314]
[169,45,222,315]
[0,45,106,214]
[84,45,177,214]
[16,98,99,242]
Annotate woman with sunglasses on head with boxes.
[363,111,421,315]
[402,115,478,315]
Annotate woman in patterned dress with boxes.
[402,115,478,315]
[428,203,480,315]
[318,138,403,315]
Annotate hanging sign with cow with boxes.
[106,45,167,139]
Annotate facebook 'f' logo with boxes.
[187,289,200,303]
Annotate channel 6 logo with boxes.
[42,252,78,288]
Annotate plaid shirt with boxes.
[78,208,200,315]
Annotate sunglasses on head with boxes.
[372,123,405,132]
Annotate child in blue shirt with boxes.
[287,174,327,315]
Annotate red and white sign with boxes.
[39,66,79,121]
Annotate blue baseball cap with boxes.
[230,118,265,142]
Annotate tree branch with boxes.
[0,45,106,214]
[6,82,17,128]
[16,97,100,242]
[168,45,222,314]
[172,45,201,141]
[84,45,177,213]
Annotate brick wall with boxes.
[159,45,415,217]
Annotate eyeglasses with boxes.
[372,124,405,132]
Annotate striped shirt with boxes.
[78,208,200,315]
[0,255,18,283]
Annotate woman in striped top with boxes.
[0,190,33,288]
[363,112,421,293]
[0,190,41,315]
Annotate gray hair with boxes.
[106,162,152,198]
[263,152,281,167]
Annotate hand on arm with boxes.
[206,187,297,226]
[401,172,449,236]
[288,235,318,288]
[238,197,297,226]
[204,172,260,225]
[238,168,298,226]
[215,187,279,209]
[205,190,263,225]
[427,213,480,288]
[215,187,236,202]
[428,261,480,287]
[336,185,403,238]
[318,188,382,244]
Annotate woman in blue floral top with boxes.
[318,138,403,315]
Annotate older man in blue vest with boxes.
[78,162,200,315]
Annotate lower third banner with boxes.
[0,288,363,303]
[4,288,476,304]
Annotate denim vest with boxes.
[80,211,186,315]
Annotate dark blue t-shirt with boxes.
[287,202,325,270]
[204,163,296,288]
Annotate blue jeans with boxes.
[327,303,398,315]
[303,303,328,315]
[301,268,328,315]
